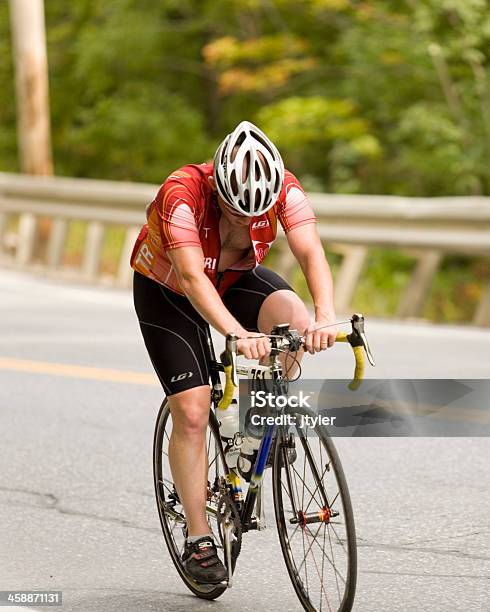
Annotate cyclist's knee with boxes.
[168,386,210,437]
[258,290,309,334]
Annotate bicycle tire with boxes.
[272,424,357,612]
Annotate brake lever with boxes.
[350,313,375,366]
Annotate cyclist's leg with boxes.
[167,386,213,536]
[133,271,212,536]
[222,265,309,374]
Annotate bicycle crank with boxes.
[216,493,242,587]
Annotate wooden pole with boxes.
[9,0,53,175]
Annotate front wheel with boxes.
[272,422,357,612]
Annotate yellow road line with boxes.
[0,356,159,386]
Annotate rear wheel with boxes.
[272,422,357,612]
[153,399,228,600]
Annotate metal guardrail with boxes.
[1,172,489,326]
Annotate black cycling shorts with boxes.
[133,266,293,396]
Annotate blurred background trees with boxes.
[1,0,490,320]
[2,0,490,194]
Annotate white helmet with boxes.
[213,120,285,216]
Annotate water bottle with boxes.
[216,399,242,468]
[237,434,261,482]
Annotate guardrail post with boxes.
[473,283,490,327]
[46,218,67,268]
[0,212,6,256]
[16,213,37,266]
[397,250,443,318]
[117,226,140,287]
[82,221,105,281]
[333,245,368,314]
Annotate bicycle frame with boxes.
[204,313,374,534]
[156,314,371,606]
[205,326,288,533]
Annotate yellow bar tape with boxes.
[335,332,365,390]
[218,364,235,410]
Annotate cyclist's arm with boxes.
[286,223,337,350]
[167,246,242,336]
[167,247,270,359]
[287,224,335,319]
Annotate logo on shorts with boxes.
[170,371,193,382]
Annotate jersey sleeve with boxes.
[154,169,202,251]
[277,170,316,233]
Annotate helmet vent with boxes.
[260,155,271,181]
[230,170,239,195]
[243,151,251,181]
[220,138,228,164]
[274,171,281,193]
[235,132,246,146]
[251,131,274,157]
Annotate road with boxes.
[0,270,488,612]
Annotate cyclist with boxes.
[131,120,337,584]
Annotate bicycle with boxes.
[153,313,375,612]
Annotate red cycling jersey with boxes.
[130,162,316,296]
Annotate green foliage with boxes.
[424,255,489,323]
[257,96,381,192]
[2,0,490,193]
[0,2,18,172]
[59,84,210,181]
[353,249,416,317]
[1,0,490,322]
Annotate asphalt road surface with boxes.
[0,270,488,612]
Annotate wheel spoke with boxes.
[302,460,332,515]
[291,464,325,509]
[158,478,175,498]
[321,519,327,612]
[328,522,348,554]
[303,525,334,612]
[327,523,341,601]
[306,526,348,585]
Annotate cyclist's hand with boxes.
[236,331,271,360]
[304,317,337,354]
